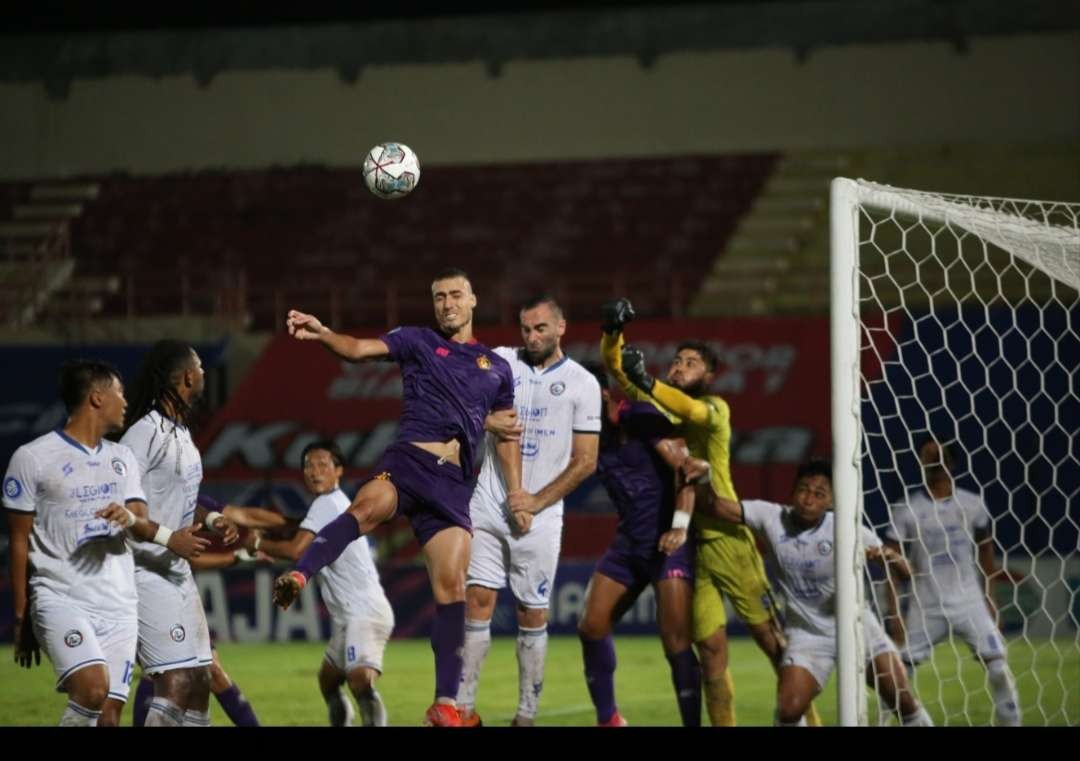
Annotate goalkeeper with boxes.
[600,298,820,727]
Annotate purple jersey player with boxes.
[271,268,522,727]
[577,365,702,727]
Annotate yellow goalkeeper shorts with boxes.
[692,529,773,642]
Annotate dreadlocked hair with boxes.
[124,339,198,433]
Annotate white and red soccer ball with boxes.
[363,142,421,199]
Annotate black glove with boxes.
[621,346,655,393]
[600,298,636,335]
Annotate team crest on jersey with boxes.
[549,381,566,396]
[3,477,21,499]
[170,624,186,643]
[476,355,492,370]
[373,471,392,481]
[111,458,127,477]
[817,540,833,556]
[64,630,83,648]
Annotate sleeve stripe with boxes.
[2,506,36,515]
[739,501,746,524]
[572,429,600,435]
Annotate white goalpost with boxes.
[830,177,1079,726]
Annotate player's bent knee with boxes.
[517,605,548,628]
[347,667,378,694]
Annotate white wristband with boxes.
[234,548,256,563]
[205,511,224,533]
[253,535,262,551]
[671,511,691,531]
[152,525,174,547]
[120,507,137,528]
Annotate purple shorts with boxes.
[595,531,694,593]
[363,442,476,546]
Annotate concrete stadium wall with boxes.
[1,32,1076,179]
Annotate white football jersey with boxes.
[471,348,602,526]
[885,487,990,613]
[743,500,882,638]
[3,429,144,620]
[299,488,393,623]
[120,411,203,579]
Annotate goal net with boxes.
[830,178,1079,726]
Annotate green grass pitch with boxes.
[2,636,1076,726]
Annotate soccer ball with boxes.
[362,142,421,199]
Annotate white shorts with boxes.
[781,614,898,691]
[903,601,1006,665]
[32,597,138,703]
[467,508,562,609]
[135,568,213,675]
[324,603,395,675]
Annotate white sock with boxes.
[515,623,548,720]
[326,687,354,727]
[144,697,185,727]
[456,618,491,712]
[986,658,1021,726]
[357,687,388,727]
[901,706,934,727]
[182,708,211,727]
[59,700,101,726]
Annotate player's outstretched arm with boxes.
[689,475,741,524]
[6,512,40,668]
[880,540,908,644]
[194,503,239,546]
[255,529,315,562]
[95,501,210,560]
[222,505,289,530]
[621,346,715,427]
[599,332,651,403]
[286,309,390,362]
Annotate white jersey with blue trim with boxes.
[120,411,203,579]
[299,488,393,623]
[742,500,882,638]
[2,429,144,620]
[885,487,990,614]
[471,347,602,525]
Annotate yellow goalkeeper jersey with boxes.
[600,332,745,541]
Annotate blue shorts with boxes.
[595,531,694,593]
[363,442,476,546]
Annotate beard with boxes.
[523,342,557,366]
[670,377,708,397]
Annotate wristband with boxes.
[671,511,691,531]
[120,507,137,528]
[205,511,225,533]
[152,525,174,547]
[234,548,256,562]
[253,535,262,551]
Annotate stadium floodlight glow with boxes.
[830,177,1079,726]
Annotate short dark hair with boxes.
[300,439,345,469]
[519,294,564,320]
[59,359,121,414]
[795,457,832,486]
[676,340,718,372]
[581,361,610,392]
[432,267,472,287]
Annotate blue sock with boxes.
[666,648,702,727]
[431,602,466,701]
[581,635,617,723]
[215,683,260,727]
[296,512,361,579]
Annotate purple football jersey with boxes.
[379,326,515,480]
[595,401,677,552]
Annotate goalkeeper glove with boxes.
[621,346,655,393]
[600,298,636,335]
